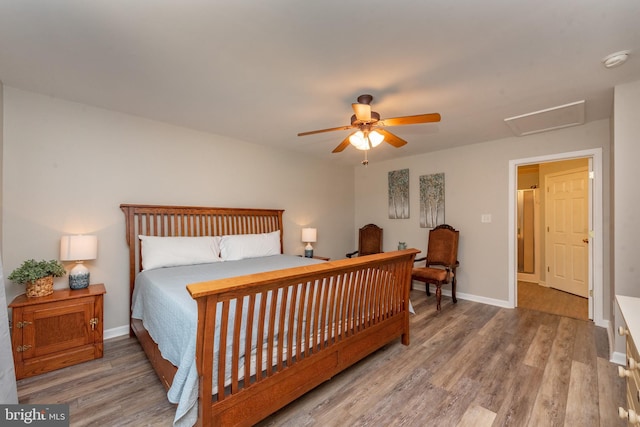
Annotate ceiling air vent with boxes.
[504,100,585,136]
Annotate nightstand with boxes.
[298,255,330,261]
[9,283,106,379]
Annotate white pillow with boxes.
[139,235,222,270]
[219,230,281,261]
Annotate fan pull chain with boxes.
[362,149,369,166]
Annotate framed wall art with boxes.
[419,172,445,228]
[388,168,409,219]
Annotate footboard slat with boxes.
[286,285,297,365]
[195,297,217,424]
[243,294,255,390]
[266,288,277,376]
[276,286,289,371]
[303,280,314,357]
[319,277,330,350]
[255,290,267,382]
[231,299,243,394]
[187,249,418,427]
[217,301,230,402]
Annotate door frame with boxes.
[508,148,604,327]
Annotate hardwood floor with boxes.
[17,290,625,427]
[517,280,589,321]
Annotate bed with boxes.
[121,204,418,427]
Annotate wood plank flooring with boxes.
[17,290,625,427]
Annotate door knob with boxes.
[583,238,589,244]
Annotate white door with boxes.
[545,168,589,298]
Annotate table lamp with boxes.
[301,228,317,258]
[60,235,98,289]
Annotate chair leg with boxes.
[436,285,442,311]
[452,277,457,304]
[426,285,431,296]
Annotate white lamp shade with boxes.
[349,130,385,150]
[60,235,98,261]
[301,228,317,243]
[349,131,369,150]
[368,130,384,147]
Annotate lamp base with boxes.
[69,262,90,289]
[304,243,314,258]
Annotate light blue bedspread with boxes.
[131,255,324,427]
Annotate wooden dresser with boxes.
[617,295,640,425]
[9,283,106,379]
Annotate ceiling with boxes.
[1,1,638,166]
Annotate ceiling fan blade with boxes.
[332,134,353,153]
[298,124,355,137]
[377,129,407,148]
[352,103,371,122]
[379,113,441,127]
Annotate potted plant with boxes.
[8,259,66,297]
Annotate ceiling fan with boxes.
[297,94,441,156]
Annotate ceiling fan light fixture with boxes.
[349,130,385,150]
[349,131,369,150]
[368,130,384,148]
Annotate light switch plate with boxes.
[481,214,492,223]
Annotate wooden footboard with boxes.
[188,249,418,427]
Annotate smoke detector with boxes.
[602,50,630,69]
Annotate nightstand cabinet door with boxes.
[22,297,95,357]
[10,284,105,379]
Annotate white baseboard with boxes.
[606,319,625,365]
[456,291,512,309]
[104,325,129,340]
[611,350,626,366]
[517,272,540,284]
[412,282,512,309]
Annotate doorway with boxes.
[508,149,604,326]
[516,161,589,319]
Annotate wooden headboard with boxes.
[120,204,284,301]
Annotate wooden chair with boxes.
[412,224,459,311]
[346,224,383,258]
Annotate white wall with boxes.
[355,119,611,304]
[0,82,17,403]
[2,87,355,332]
[0,81,3,245]
[613,80,640,297]
[612,79,640,355]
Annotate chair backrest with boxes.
[359,224,383,256]
[426,224,459,266]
